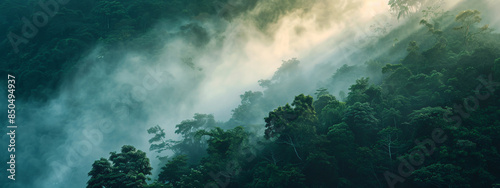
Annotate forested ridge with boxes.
[1,0,500,188]
[88,6,500,188]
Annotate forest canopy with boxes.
[88,5,500,187]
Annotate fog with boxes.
[2,0,499,187]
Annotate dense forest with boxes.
[1,0,500,188]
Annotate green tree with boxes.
[87,158,112,188]
[148,114,215,164]
[412,163,468,187]
[420,19,443,38]
[147,125,170,154]
[376,126,403,160]
[177,168,205,188]
[388,0,427,19]
[347,77,382,105]
[87,145,152,188]
[229,91,265,125]
[313,92,334,114]
[406,107,449,139]
[196,126,248,161]
[347,78,370,105]
[314,87,330,98]
[383,66,413,94]
[158,155,189,186]
[327,122,356,168]
[191,126,251,187]
[317,95,346,133]
[264,94,318,161]
[343,102,380,146]
[250,163,306,188]
[454,10,490,47]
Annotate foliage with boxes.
[87,145,152,188]
[453,10,491,48]
[147,114,215,164]
[57,2,500,187]
[388,0,427,19]
[157,155,189,186]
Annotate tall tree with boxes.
[388,0,427,19]
[264,94,318,161]
[453,10,490,47]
